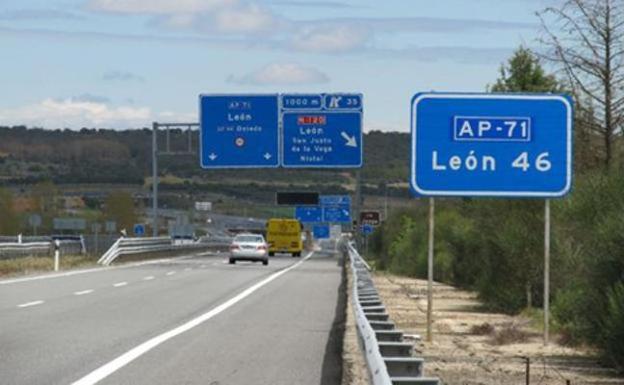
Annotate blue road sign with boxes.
[281,93,363,168]
[295,206,323,223]
[133,224,145,236]
[313,224,330,239]
[411,93,573,197]
[200,94,279,168]
[323,206,351,223]
[319,195,352,206]
[361,224,374,236]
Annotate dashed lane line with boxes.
[17,300,44,308]
[112,282,128,288]
[74,290,94,296]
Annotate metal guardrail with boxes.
[0,239,85,260]
[347,242,440,385]
[98,237,230,266]
[0,242,51,259]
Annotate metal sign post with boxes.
[151,122,198,237]
[544,199,551,345]
[427,197,435,342]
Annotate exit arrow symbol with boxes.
[341,132,357,147]
[208,153,218,161]
[264,152,272,160]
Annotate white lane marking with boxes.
[71,252,313,385]
[165,271,176,276]
[74,290,94,296]
[112,282,128,288]
[142,276,155,281]
[18,300,44,308]
[0,254,202,285]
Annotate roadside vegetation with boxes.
[0,255,95,278]
[370,0,624,371]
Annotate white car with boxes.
[229,233,269,265]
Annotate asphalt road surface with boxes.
[0,249,345,385]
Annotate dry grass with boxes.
[489,323,531,345]
[0,255,96,278]
[470,322,496,336]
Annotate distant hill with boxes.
[0,126,412,205]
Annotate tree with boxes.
[483,47,562,310]
[539,0,624,169]
[104,192,137,233]
[489,46,560,92]
[0,188,19,234]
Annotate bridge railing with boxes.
[346,242,440,385]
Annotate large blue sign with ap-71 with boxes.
[282,94,363,168]
[411,93,573,197]
[200,94,279,168]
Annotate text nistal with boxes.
[200,94,279,168]
[282,93,363,168]
[410,93,573,197]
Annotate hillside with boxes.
[0,126,412,205]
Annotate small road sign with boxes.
[105,221,117,233]
[195,202,212,211]
[323,206,351,223]
[200,94,279,168]
[53,218,86,231]
[360,211,381,226]
[313,224,330,239]
[319,195,351,223]
[28,214,42,228]
[133,224,145,236]
[295,206,323,223]
[319,195,351,206]
[361,224,374,236]
[411,93,573,197]
[281,93,363,168]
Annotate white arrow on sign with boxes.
[264,152,272,160]
[208,153,218,161]
[341,132,357,147]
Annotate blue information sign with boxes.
[319,195,351,223]
[313,224,330,239]
[319,195,352,206]
[295,206,323,223]
[281,93,363,168]
[322,206,351,223]
[133,224,145,236]
[200,94,279,168]
[411,93,573,197]
[361,224,374,236]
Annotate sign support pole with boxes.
[152,122,159,237]
[427,197,435,342]
[544,199,550,345]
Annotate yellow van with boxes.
[266,218,303,257]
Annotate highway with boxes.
[0,249,345,385]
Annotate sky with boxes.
[0,0,555,132]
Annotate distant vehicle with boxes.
[266,218,303,257]
[229,233,268,265]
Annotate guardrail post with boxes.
[54,240,60,272]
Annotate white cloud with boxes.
[151,2,280,35]
[87,0,236,14]
[213,3,276,33]
[291,24,372,53]
[0,98,151,128]
[228,63,330,85]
